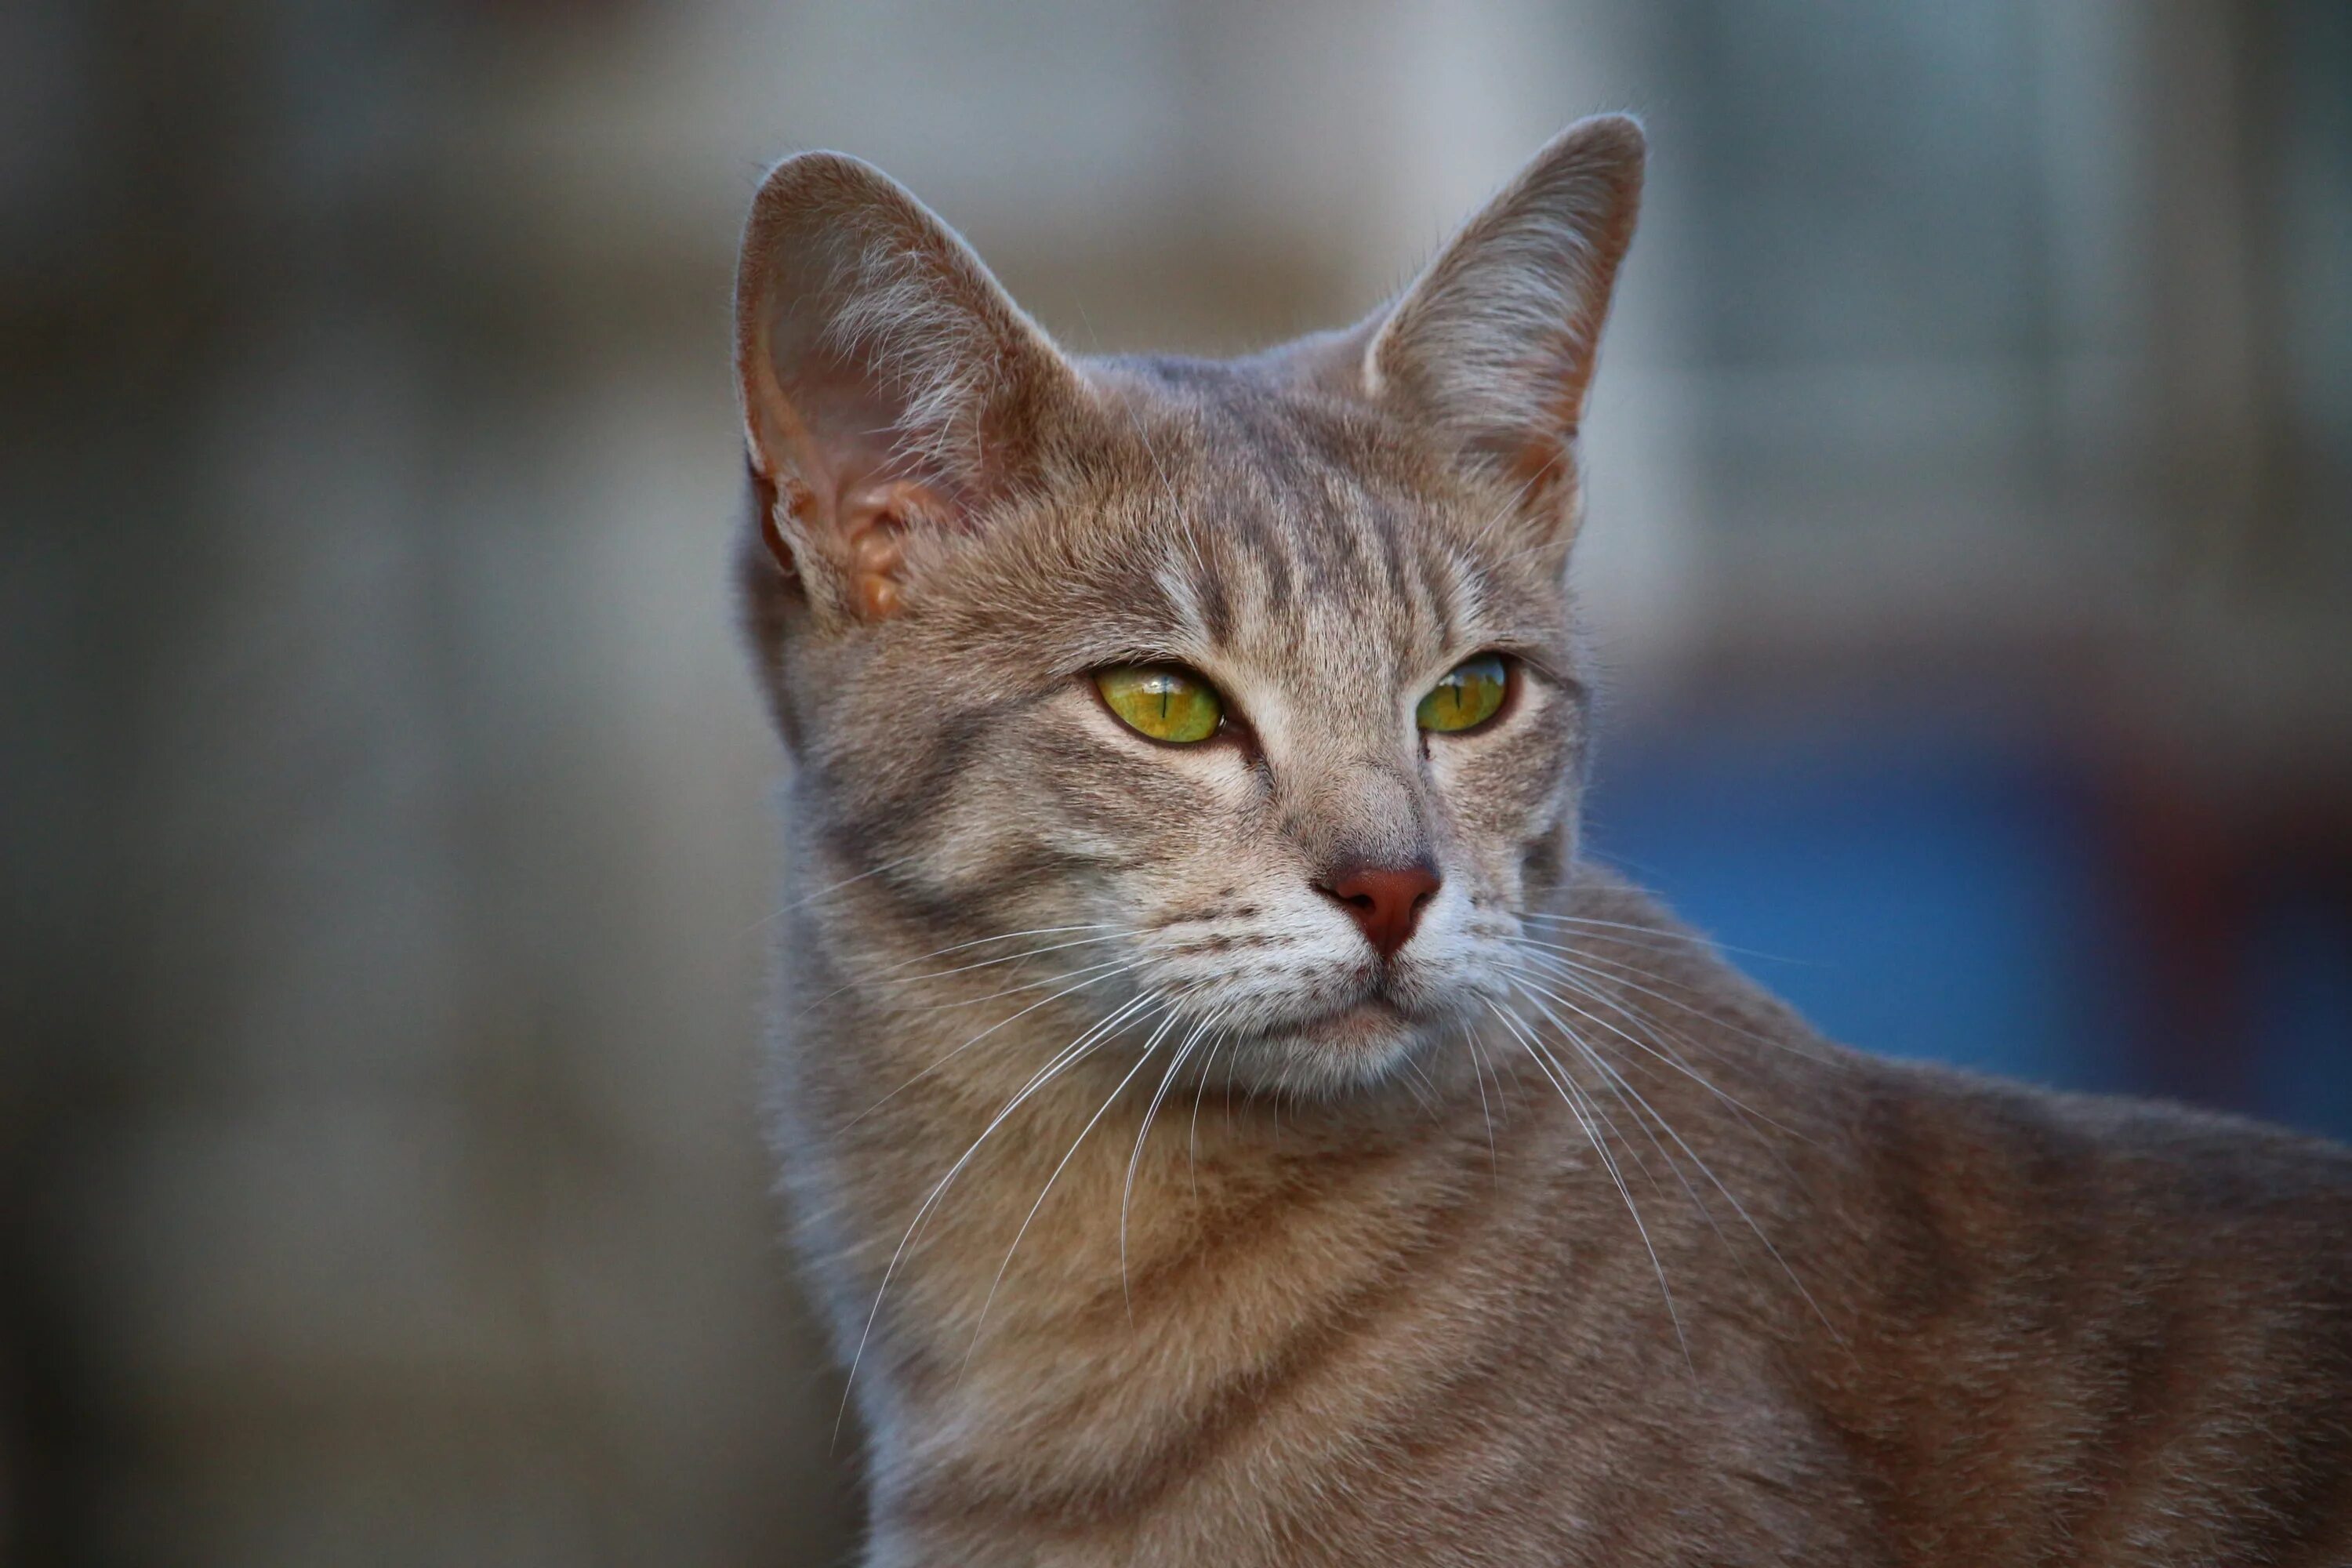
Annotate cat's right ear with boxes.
[734,153,1083,625]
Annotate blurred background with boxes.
[5,1,2347,1562]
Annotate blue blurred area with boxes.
[2252,893,2352,1140]
[1585,712,2352,1142]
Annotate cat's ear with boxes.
[735,153,1083,622]
[1355,115,1645,517]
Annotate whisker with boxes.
[1502,951,1802,1137]
[1508,996,1671,1200]
[1506,975,1842,1346]
[740,850,927,935]
[869,930,1145,992]
[1502,953,1814,1198]
[1185,1013,1232,1199]
[1558,1045,1671,1200]
[845,957,1152,1127]
[1512,933,1715,992]
[1465,1025,1501,1189]
[833,988,1167,1439]
[1519,910,1804,966]
[1511,938,1790,1074]
[1515,913,1723,956]
[1483,997,1692,1370]
[795,925,1142,1022]
[1398,1053,1441,1118]
[967,996,1190,1364]
[1512,978,1723,1218]
[1123,1014,1217,1316]
[1555,1023,1774,1296]
[880,953,1142,1016]
[1510,937,1833,1066]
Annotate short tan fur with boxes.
[732,118,2352,1566]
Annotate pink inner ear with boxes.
[837,477,960,619]
[735,151,1089,620]
[750,470,801,584]
[746,319,979,619]
[1496,430,1577,509]
[766,339,942,510]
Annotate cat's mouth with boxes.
[1171,952,1477,1085]
[1291,999,1414,1048]
[1206,990,1442,1092]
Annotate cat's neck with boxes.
[774,863,1805,1533]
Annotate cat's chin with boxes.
[1234,998,1436,1094]
[1293,999,1416,1047]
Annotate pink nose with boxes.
[1318,863,1441,959]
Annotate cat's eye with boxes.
[1417,653,1509,734]
[1096,665,1224,745]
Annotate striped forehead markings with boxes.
[1132,383,1470,662]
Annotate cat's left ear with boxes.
[1348,115,1646,524]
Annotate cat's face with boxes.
[771,380,1588,1092]
[735,122,1642,1096]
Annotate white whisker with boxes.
[884,953,1142,1016]
[846,957,1152,1126]
[1484,996,1691,1370]
[835,988,1167,1439]
[966,996,1190,1364]
[741,850,927,934]
[795,924,1142,1022]
[1465,1025,1501,1189]
[1504,949,1800,1136]
[1511,935,1831,1066]
[1123,1013,1217,1317]
[1506,972,1842,1346]
[872,929,1145,991]
[1502,953,1813,1201]
[1519,910,1799,965]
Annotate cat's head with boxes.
[735,119,1643,1095]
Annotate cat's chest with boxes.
[870,1358,1877,1568]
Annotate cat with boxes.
[730,117,2352,1566]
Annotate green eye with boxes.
[1096,665,1224,744]
[1417,653,1509,734]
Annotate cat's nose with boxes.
[1316,862,1441,960]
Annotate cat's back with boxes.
[1565,867,2352,1281]
[1840,1039,2352,1300]
[1797,1020,2352,1563]
[1553,870,2352,1564]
